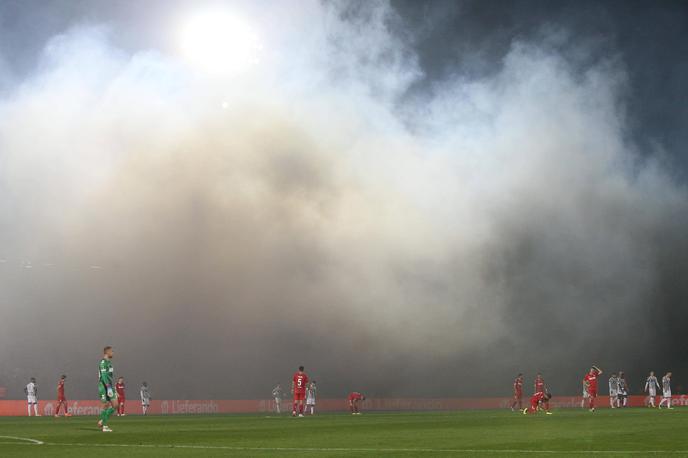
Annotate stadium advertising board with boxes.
[0,395,684,416]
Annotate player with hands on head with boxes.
[583,365,603,412]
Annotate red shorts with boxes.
[57,397,66,403]
[293,392,305,401]
[587,390,597,398]
[514,391,522,399]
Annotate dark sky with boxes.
[0,0,687,401]
[393,0,688,168]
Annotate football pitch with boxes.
[1,409,687,457]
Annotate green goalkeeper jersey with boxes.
[99,358,114,388]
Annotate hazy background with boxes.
[0,0,687,400]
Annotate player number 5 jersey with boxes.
[293,373,308,393]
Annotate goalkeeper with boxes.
[97,346,119,432]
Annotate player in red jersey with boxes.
[292,366,309,417]
[523,391,552,415]
[348,392,366,414]
[54,375,71,417]
[115,377,126,416]
[583,366,603,412]
[511,373,524,411]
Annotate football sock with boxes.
[101,407,115,425]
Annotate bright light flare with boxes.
[178,10,261,75]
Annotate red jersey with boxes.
[531,391,546,405]
[348,392,364,401]
[513,377,523,395]
[57,380,65,399]
[584,372,598,392]
[534,377,545,393]
[116,382,125,398]
[293,372,308,394]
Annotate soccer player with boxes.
[24,377,40,416]
[54,375,72,417]
[348,392,365,414]
[306,381,317,415]
[645,371,660,408]
[510,374,524,411]
[272,384,283,414]
[140,382,151,415]
[116,377,126,416]
[608,373,619,408]
[534,373,545,394]
[533,373,550,411]
[292,366,309,417]
[617,372,629,407]
[658,372,673,409]
[522,391,552,415]
[583,366,602,412]
[98,346,118,432]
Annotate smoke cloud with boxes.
[1,1,687,399]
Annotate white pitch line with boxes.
[0,436,44,445]
[6,442,687,455]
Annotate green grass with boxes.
[1,408,687,457]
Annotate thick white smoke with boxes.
[0,1,686,397]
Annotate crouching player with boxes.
[98,346,118,432]
[583,366,602,412]
[348,392,365,415]
[523,391,552,415]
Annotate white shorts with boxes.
[306,397,316,405]
[582,390,589,398]
[609,390,618,397]
[27,396,37,404]
[141,399,150,406]
[648,389,657,397]
[663,390,671,398]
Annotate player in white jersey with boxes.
[306,381,317,415]
[581,379,589,408]
[658,372,673,409]
[644,371,660,408]
[24,377,40,416]
[140,382,151,415]
[608,373,619,408]
[272,384,283,414]
[617,372,629,407]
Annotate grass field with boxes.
[1,408,687,457]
